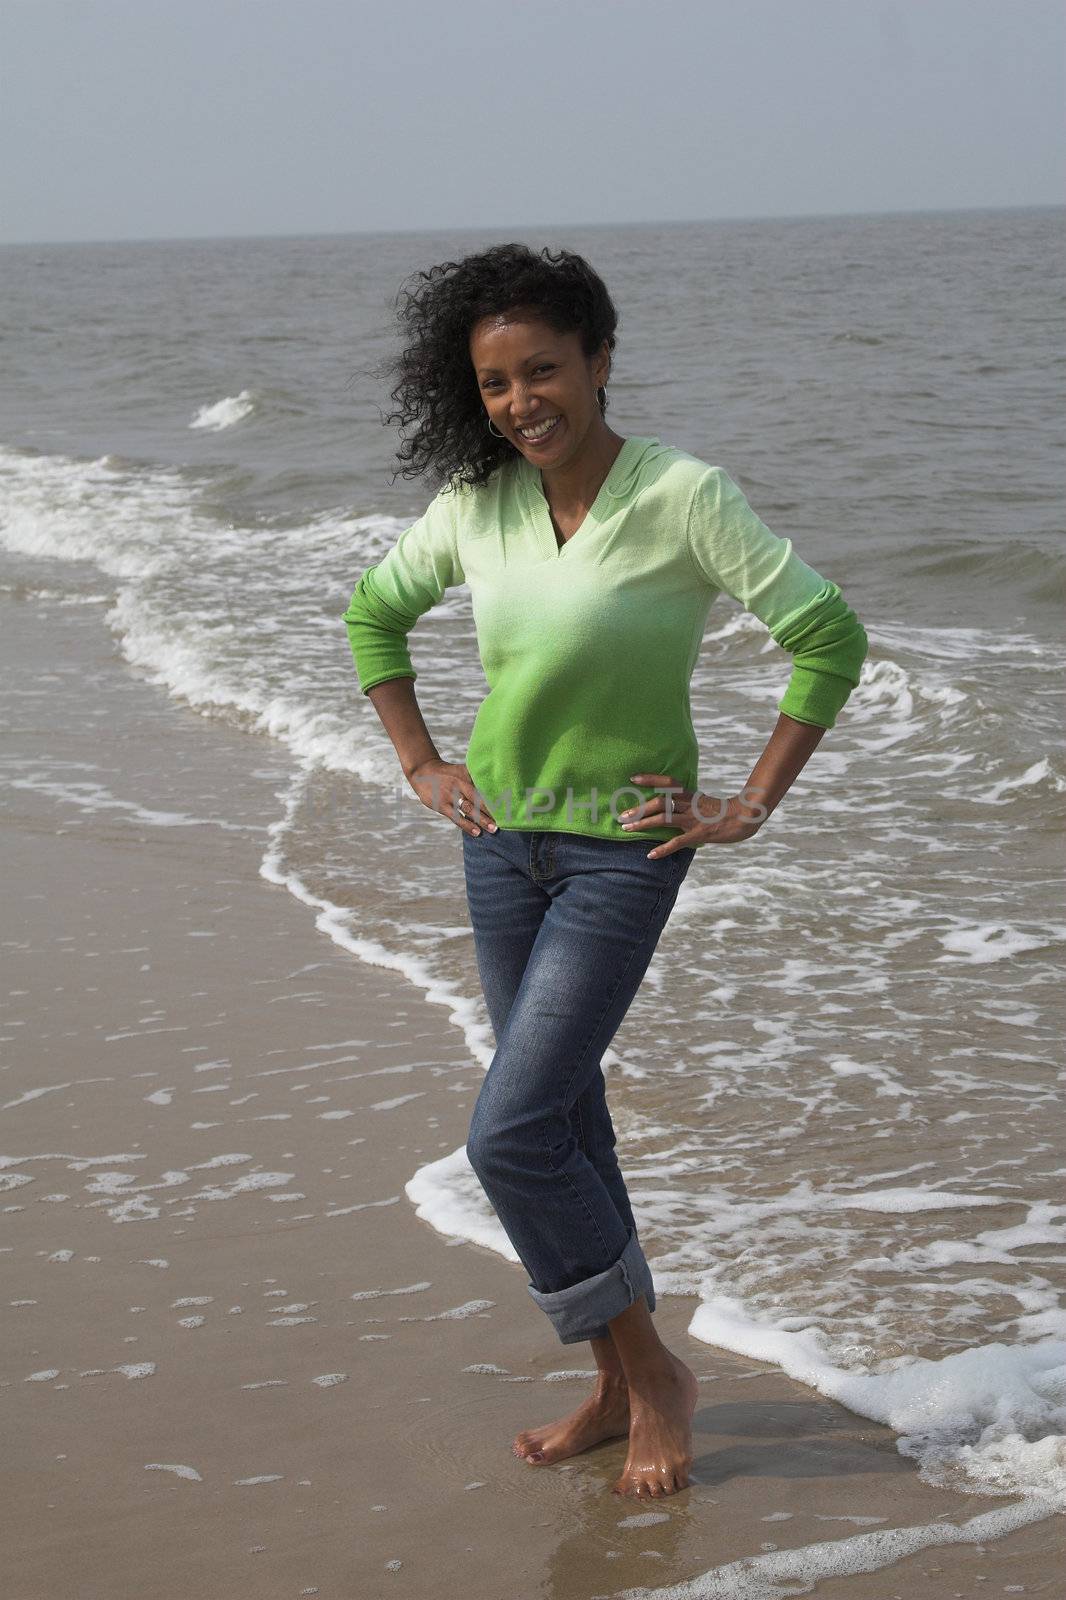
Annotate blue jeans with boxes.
[461,827,696,1346]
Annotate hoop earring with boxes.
[487,417,505,438]
[597,384,608,411]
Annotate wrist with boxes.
[736,785,776,823]
[403,750,442,780]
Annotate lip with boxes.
[515,415,563,446]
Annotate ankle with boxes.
[624,1352,685,1395]
[594,1371,629,1400]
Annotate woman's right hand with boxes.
[406,758,498,837]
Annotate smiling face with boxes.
[469,310,611,467]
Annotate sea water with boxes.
[2,207,1064,1512]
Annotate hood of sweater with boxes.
[518,434,673,510]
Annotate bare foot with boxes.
[610,1351,698,1497]
[513,1379,630,1466]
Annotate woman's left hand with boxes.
[618,772,769,858]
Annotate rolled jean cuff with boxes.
[525,1227,656,1346]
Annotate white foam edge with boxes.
[611,1492,1062,1599]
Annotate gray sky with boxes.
[1,0,1062,244]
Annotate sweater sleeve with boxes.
[685,466,868,729]
[342,485,467,696]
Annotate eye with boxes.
[482,364,554,389]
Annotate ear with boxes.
[594,340,612,387]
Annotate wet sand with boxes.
[1,595,1062,1598]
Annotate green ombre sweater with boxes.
[343,436,868,843]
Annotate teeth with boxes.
[518,416,560,439]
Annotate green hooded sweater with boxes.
[343,436,868,843]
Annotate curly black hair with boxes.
[371,242,619,493]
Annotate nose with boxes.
[512,390,549,426]
[509,382,532,413]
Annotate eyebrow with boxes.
[475,349,556,376]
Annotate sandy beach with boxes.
[0,584,1061,1599]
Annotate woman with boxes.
[344,243,868,1499]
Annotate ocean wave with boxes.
[189,390,256,431]
[616,1495,1062,1597]
[1,442,1059,804]
[686,1299,1066,1505]
[906,538,1066,606]
[407,1139,1066,1510]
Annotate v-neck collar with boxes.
[519,435,657,561]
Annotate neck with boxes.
[539,423,627,510]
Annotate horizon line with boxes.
[1,200,1063,250]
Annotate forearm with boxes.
[365,675,442,778]
[739,712,827,820]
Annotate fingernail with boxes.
[488,823,498,832]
